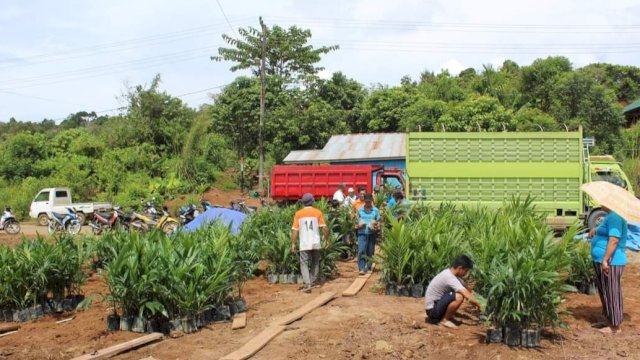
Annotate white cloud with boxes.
[438,59,466,75]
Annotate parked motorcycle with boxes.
[130,204,179,235]
[177,204,199,225]
[89,206,126,235]
[229,200,257,214]
[48,207,82,235]
[0,207,21,235]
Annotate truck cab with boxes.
[584,156,635,229]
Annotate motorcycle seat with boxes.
[96,211,112,219]
[51,212,67,221]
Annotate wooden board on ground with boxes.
[220,325,285,360]
[138,357,159,360]
[70,333,163,360]
[232,312,247,330]
[272,291,336,326]
[0,330,17,338]
[342,264,375,297]
[0,324,19,334]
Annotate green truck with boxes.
[406,128,633,230]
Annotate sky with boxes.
[1,0,639,122]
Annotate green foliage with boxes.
[0,236,87,309]
[376,197,580,329]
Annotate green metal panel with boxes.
[406,130,584,215]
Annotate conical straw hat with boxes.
[581,181,640,223]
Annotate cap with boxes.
[302,193,315,206]
[363,193,374,201]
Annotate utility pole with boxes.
[258,16,267,194]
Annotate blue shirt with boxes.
[591,211,628,266]
[357,206,380,235]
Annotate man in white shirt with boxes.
[333,183,346,204]
[343,187,356,208]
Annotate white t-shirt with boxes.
[424,269,465,310]
[333,189,345,203]
[292,207,326,251]
[343,195,356,207]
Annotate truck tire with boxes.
[588,209,607,231]
[76,212,87,225]
[38,213,50,227]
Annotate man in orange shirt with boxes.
[291,193,330,293]
[352,187,367,211]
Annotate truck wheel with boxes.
[588,209,607,231]
[76,212,86,225]
[38,214,49,227]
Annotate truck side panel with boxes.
[406,131,584,220]
[270,165,379,201]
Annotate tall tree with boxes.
[212,19,337,192]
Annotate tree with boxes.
[361,86,416,132]
[212,19,338,192]
[315,72,367,133]
[520,56,573,112]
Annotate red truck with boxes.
[270,165,405,202]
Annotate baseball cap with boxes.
[348,187,354,193]
[302,193,315,206]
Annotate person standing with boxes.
[343,187,357,208]
[353,187,367,211]
[588,206,628,334]
[291,193,330,293]
[355,193,380,275]
[333,183,346,204]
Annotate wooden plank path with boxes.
[271,291,336,326]
[70,333,163,360]
[0,324,19,334]
[219,291,336,360]
[219,325,285,360]
[342,264,376,297]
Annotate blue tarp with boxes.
[627,223,640,251]
[182,208,247,234]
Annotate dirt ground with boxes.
[1,248,640,360]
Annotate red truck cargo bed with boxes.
[270,165,382,201]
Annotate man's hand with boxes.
[325,241,330,250]
[589,229,596,238]
[291,244,296,254]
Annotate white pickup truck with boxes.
[29,187,112,226]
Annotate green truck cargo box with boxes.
[406,130,584,226]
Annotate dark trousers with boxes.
[593,261,624,327]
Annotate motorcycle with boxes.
[89,206,126,235]
[177,204,199,225]
[48,207,82,235]
[130,204,179,235]
[0,207,21,235]
[229,200,257,214]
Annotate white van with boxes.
[29,188,112,225]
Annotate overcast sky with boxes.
[1,0,639,122]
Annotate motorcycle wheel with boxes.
[66,220,81,235]
[162,221,178,235]
[91,220,103,235]
[130,220,146,233]
[5,220,20,235]
[48,221,56,234]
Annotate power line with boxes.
[215,0,238,36]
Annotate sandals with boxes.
[439,320,458,329]
[591,321,608,329]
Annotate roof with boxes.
[623,99,640,114]
[283,133,406,164]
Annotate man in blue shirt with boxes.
[356,193,380,275]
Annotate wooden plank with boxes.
[138,357,158,360]
[70,333,163,360]
[231,312,247,330]
[0,330,17,338]
[0,324,20,334]
[342,264,375,297]
[272,291,336,326]
[220,325,285,360]
[56,317,75,324]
